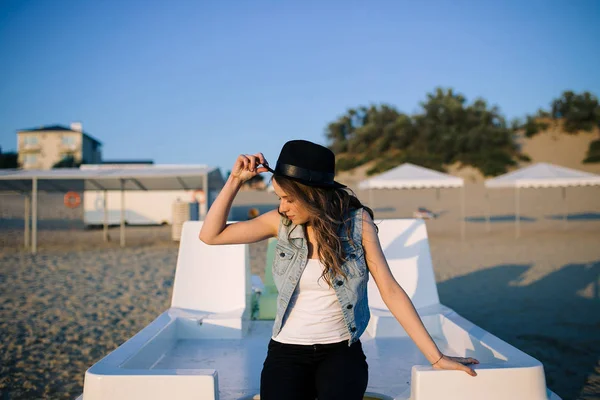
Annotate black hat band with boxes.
[275,163,335,185]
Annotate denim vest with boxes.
[271,208,370,346]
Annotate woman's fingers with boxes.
[448,358,477,376]
[456,357,478,376]
[238,154,248,171]
[246,155,260,172]
[451,356,479,365]
[255,152,270,173]
[233,155,245,174]
[436,356,478,377]
[246,154,270,172]
[233,155,250,180]
[234,153,270,179]
[252,155,261,171]
[256,152,267,166]
[463,365,477,376]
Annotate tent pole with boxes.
[32,178,38,254]
[515,186,520,239]
[202,172,209,220]
[437,187,441,226]
[485,189,491,232]
[103,190,109,242]
[120,179,125,247]
[562,187,567,229]
[460,185,465,240]
[24,194,30,249]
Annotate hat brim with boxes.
[272,172,346,189]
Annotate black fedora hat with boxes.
[265,140,346,188]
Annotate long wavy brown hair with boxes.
[273,175,376,287]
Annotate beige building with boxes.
[17,122,102,169]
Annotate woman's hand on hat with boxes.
[431,354,479,376]
[230,153,270,183]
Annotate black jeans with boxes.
[260,339,369,400]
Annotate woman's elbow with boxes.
[198,236,210,245]
[198,230,215,245]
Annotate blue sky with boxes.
[1,0,599,171]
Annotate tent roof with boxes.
[358,163,464,189]
[485,163,600,188]
[0,165,224,193]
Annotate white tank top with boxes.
[273,259,351,344]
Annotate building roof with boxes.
[0,166,224,192]
[101,160,154,165]
[358,163,464,189]
[18,125,102,145]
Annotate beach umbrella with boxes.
[485,162,600,238]
[358,163,466,239]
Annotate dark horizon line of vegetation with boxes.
[324,88,600,177]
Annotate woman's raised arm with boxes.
[199,153,279,245]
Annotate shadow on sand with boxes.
[546,212,600,221]
[464,214,537,223]
[373,207,397,213]
[437,261,600,399]
[0,217,85,230]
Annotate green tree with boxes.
[521,115,549,138]
[326,87,522,177]
[583,139,600,163]
[52,155,81,168]
[412,88,519,176]
[326,104,415,172]
[519,92,599,137]
[518,90,600,163]
[0,150,19,168]
[551,91,600,133]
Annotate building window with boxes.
[24,154,37,164]
[62,136,76,145]
[23,136,38,145]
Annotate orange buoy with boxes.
[64,191,81,208]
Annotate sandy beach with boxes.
[1,186,599,399]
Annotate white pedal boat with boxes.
[77,219,560,400]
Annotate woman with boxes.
[200,140,478,400]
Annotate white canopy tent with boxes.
[485,162,600,238]
[0,166,224,254]
[358,163,466,238]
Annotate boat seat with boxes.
[257,237,279,320]
[170,221,250,338]
[366,219,440,337]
